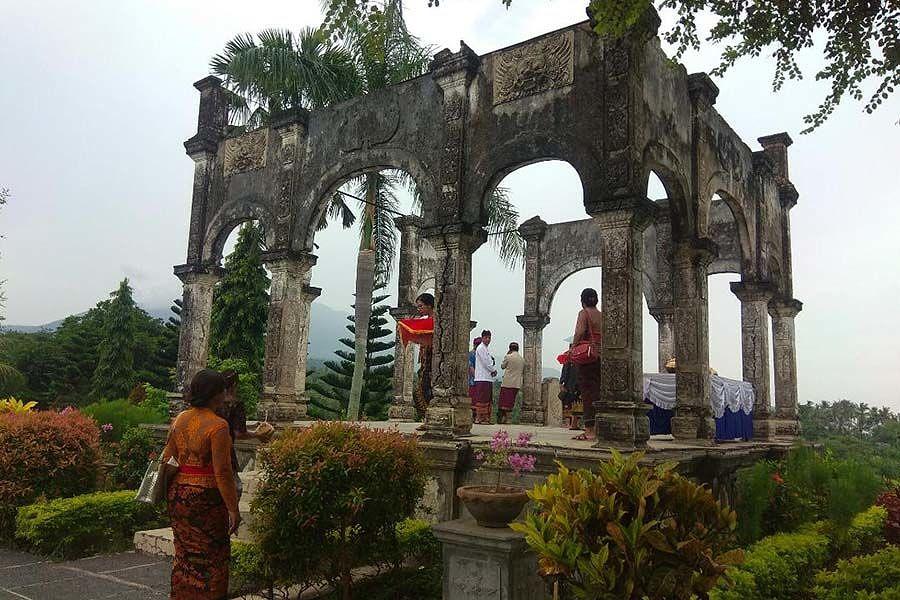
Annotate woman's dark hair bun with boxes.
[185,369,226,408]
[581,287,599,308]
[416,292,435,308]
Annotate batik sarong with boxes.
[498,387,518,412]
[472,381,493,424]
[413,345,433,420]
[168,484,230,600]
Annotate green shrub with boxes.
[512,452,742,600]
[735,446,882,543]
[813,546,900,600]
[207,357,260,418]
[0,410,101,536]
[838,505,888,558]
[111,427,164,489]
[396,518,440,567]
[713,526,830,600]
[252,422,427,599]
[138,383,169,421]
[82,399,167,441]
[15,490,166,558]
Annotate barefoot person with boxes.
[498,342,524,424]
[411,293,435,420]
[163,369,240,599]
[472,330,497,424]
[571,288,602,441]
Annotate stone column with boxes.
[388,306,417,421]
[294,284,320,405]
[173,265,222,398]
[730,281,776,439]
[649,307,675,373]
[422,226,485,438]
[516,313,550,425]
[671,240,717,441]
[258,251,316,422]
[592,201,655,448]
[769,298,802,437]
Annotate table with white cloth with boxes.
[643,373,755,440]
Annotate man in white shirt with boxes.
[472,330,496,424]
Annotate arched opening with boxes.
[470,160,590,424]
[305,167,422,422]
[207,218,271,419]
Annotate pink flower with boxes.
[515,432,533,446]
[101,423,114,433]
[507,453,536,477]
[60,406,75,415]
[490,430,511,452]
[474,450,485,461]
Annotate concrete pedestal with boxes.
[432,519,549,600]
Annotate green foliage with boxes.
[81,399,167,442]
[91,279,138,399]
[814,546,900,600]
[206,356,261,419]
[0,410,101,536]
[0,292,175,407]
[512,452,742,600]
[139,383,169,420]
[15,490,166,559]
[252,422,427,597]
[735,446,882,543]
[838,506,888,559]
[801,400,898,441]
[712,526,830,600]
[111,427,164,489]
[210,222,270,371]
[307,291,394,420]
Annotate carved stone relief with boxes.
[223,130,268,177]
[493,30,574,105]
[337,95,401,153]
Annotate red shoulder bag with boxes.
[569,314,601,365]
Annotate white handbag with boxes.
[135,456,179,504]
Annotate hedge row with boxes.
[15,490,166,559]
[712,506,889,600]
[813,546,900,600]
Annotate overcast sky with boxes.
[2,0,898,409]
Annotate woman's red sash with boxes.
[179,464,214,476]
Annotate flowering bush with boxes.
[473,430,537,490]
[252,422,427,599]
[0,410,101,536]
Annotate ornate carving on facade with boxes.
[337,95,401,154]
[492,30,574,105]
[223,129,268,177]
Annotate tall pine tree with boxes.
[91,279,137,399]
[308,289,395,420]
[209,222,270,371]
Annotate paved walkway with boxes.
[0,548,170,600]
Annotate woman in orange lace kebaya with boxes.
[162,369,240,600]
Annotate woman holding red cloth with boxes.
[398,293,435,420]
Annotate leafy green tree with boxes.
[308,289,395,420]
[0,187,25,395]
[209,222,271,371]
[91,279,137,399]
[322,0,899,133]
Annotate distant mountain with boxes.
[3,302,352,362]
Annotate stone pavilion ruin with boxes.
[172,13,802,450]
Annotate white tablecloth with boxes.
[643,373,754,419]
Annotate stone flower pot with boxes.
[457,485,529,528]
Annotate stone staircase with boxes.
[133,470,261,557]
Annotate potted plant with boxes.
[457,430,537,528]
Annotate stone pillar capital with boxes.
[769,297,802,319]
[270,107,310,131]
[261,250,317,271]
[588,196,657,231]
[173,263,224,285]
[687,72,719,107]
[394,214,425,231]
[517,216,548,242]
[673,238,718,267]
[730,280,777,303]
[648,306,675,323]
[516,313,550,330]
[430,42,480,88]
[423,223,487,252]
[304,285,322,301]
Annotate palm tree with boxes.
[211,7,525,421]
